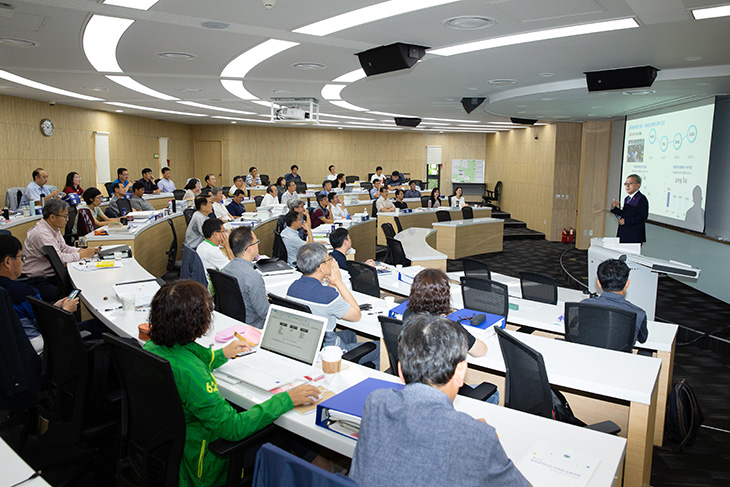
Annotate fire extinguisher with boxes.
[568,227,575,243]
[562,228,568,243]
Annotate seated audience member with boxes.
[328,192,348,220]
[203,173,217,191]
[385,170,405,189]
[404,180,421,198]
[285,164,302,184]
[210,187,233,221]
[325,165,338,181]
[370,166,386,184]
[63,171,83,196]
[329,228,375,273]
[393,189,408,209]
[350,314,528,487]
[137,167,161,194]
[130,182,155,211]
[21,168,61,206]
[428,187,442,208]
[157,166,176,193]
[319,180,333,197]
[375,186,396,213]
[246,166,261,187]
[228,175,245,196]
[582,258,648,345]
[227,189,247,217]
[450,186,468,208]
[311,193,334,229]
[260,185,279,207]
[184,195,212,250]
[286,243,379,366]
[23,199,98,301]
[183,178,201,201]
[281,210,312,266]
[222,227,269,329]
[112,167,133,193]
[277,198,307,236]
[107,182,128,217]
[197,218,233,292]
[334,173,347,190]
[275,177,287,199]
[73,188,118,234]
[370,179,382,199]
[0,235,107,353]
[280,180,297,206]
[144,280,324,487]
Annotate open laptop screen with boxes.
[259,306,325,365]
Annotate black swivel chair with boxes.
[104,206,119,219]
[180,244,207,287]
[254,195,264,207]
[519,271,558,305]
[348,261,380,298]
[420,196,430,208]
[436,210,451,222]
[386,237,411,266]
[345,175,358,184]
[165,219,180,274]
[259,174,270,186]
[371,200,378,217]
[64,204,78,244]
[117,198,133,216]
[209,269,247,324]
[360,182,372,192]
[462,258,491,280]
[461,206,473,220]
[183,208,195,225]
[392,216,403,233]
[495,327,620,434]
[272,231,288,262]
[564,302,636,353]
[172,189,186,200]
[460,276,509,320]
[104,182,113,197]
[41,245,74,300]
[253,443,359,487]
[381,222,396,239]
[295,182,308,194]
[483,181,502,210]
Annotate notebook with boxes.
[217,305,327,391]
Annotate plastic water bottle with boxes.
[364,208,368,221]
[331,224,336,234]
[29,200,36,216]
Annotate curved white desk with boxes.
[394,228,447,271]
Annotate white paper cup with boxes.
[321,346,343,382]
[395,264,403,270]
[384,296,395,307]
[121,294,135,313]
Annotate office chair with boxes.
[386,237,411,267]
[64,204,78,244]
[410,179,423,188]
[272,231,287,262]
[461,206,473,220]
[460,276,509,320]
[295,182,307,193]
[420,196,429,207]
[436,210,451,222]
[104,182,113,197]
[381,222,396,239]
[393,216,403,233]
[564,302,636,353]
[483,181,502,210]
[209,269,247,324]
[117,198,133,216]
[220,186,231,197]
[267,293,312,313]
[519,271,558,305]
[348,261,380,298]
[371,200,378,217]
[253,443,358,487]
[41,245,74,300]
[259,174,270,186]
[104,206,119,219]
[183,208,195,225]
[180,244,207,287]
[165,219,180,274]
[360,182,372,192]
[345,175,358,184]
[495,327,620,434]
[462,258,491,280]
[172,189,186,200]
[254,195,264,207]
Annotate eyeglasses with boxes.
[54,213,70,220]
[624,181,637,186]
[320,256,334,266]
[14,254,26,263]
[245,239,261,251]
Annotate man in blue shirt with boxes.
[350,314,529,487]
[319,180,333,198]
[284,164,302,184]
[21,168,61,206]
[404,180,421,198]
[370,179,382,199]
[226,189,247,217]
[385,170,405,189]
[111,167,133,193]
[280,210,312,266]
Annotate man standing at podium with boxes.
[611,174,648,244]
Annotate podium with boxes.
[588,238,701,320]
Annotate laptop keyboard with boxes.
[243,353,316,380]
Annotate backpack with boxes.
[664,379,703,450]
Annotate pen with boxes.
[233,330,257,347]
[103,306,122,311]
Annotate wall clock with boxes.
[40,118,54,136]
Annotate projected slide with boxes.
[622,99,715,233]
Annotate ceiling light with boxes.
[692,5,730,20]
[179,87,202,92]
[272,89,294,94]
[489,79,517,85]
[105,102,207,116]
[621,89,655,95]
[293,0,459,36]
[231,121,237,123]
[0,37,39,48]
[431,18,639,56]
[694,82,710,87]
[201,21,229,29]
[221,39,299,79]
[368,111,412,117]
[292,62,326,70]
[539,73,554,78]
[517,110,527,114]
[465,86,479,91]
[211,115,274,123]
[107,75,179,100]
[83,86,109,92]
[330,100,369,111]
[683,56,703,62]
[587,113,598,117]
[103,0,159,10]
[157,52,196,60]
[321,84,346,100]
[83,15,134,72]
[541,97,554,101]
[177,101,255,114]
[115,110,123,112]
[333,69,367,83]
[221,80,256,100]
[443,16,496,30]
[319,112,375,121]
[0,70,104,101]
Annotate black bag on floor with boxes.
[664,379,703,450]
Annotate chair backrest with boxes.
[221,186,231,197]
[360,182,372,191]
[393,216,403,233]
[420,196,430,208]
[180,244,207,286]
[208,269,247,323]
[410,179,423,188]
[378,315,404,375]
[5,187,25,210]
[183,208,195,225]
[16,189,24,209]
[494,180,502,199]
[254,195,264,207]
[519,271,558,305]
[172,189,186,201]
[104,206,119,219]
[104,182,113,197]
[460,276,509,319]
[386,237,411,266]
[103,334,185,487]
[381,222,396,239]
[495,327,553,419]
[564,302,636,353]
[348,261,380,298]
[461,206,473,220]
[253,442,358,487]
[272,231,287,262]
[295,182,307,193]
[267,293,312,314]
[165,219,178,272]
[41,245,73,298]
[117,198,133,216]
[259,174,270,186]
[462,258,491,280]
[371,200,378,217]
[345,175,358,184]
[435,210,451,222]
[76,208,95,236]
[64,204,78,238]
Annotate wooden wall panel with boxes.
[576,121,612,249]
[551,123,582,240]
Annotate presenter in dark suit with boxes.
[611,174,648,244]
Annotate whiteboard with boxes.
[451,159,485,183]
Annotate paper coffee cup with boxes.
[321,346,343,375]
[121,294,136,313]
[384,296,395,307]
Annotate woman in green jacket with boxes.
[144,280,320,487]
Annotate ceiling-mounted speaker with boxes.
[461,97,485,114]
[356,42,429,77]
[510,117,537,125]
[585,65,659,92]
[394,117,421,127]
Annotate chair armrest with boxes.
[209,424,277,457]
[342,342,376,363]
[458,382,498,401]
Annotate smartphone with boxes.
[68,289,81,300]
[359,303,372,311]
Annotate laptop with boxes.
[218,305,327,391]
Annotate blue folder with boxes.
[446,308,505,330]
[387,300,409,319]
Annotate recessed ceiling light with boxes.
[231,121,237,124]
[115,109,123,112]
[621,89,655,96]
[443,16,496,30]
[516,104,528,108]
[683,56,703,62]
[0,70,104,101]
[83,86,109,92]
[517,110,527,114]
[208,98,222,102]
[539,73,554,78]
[692,5,730,20]
[272,89,294,94]
[0,85,18,89]
[0,37,39,48]
[179,87,202,92]
[488,79,517,86]
[292,62,326,70]
[157,52,196,60]
[587,113,598,117]
[83,15,134,73]
[541,97,554,101]
[694,82,710,87]
[103,0,159,10]
[465,86,479,91]
[338,127,343,130]
[201,21,229,29]
[444,98,456,102]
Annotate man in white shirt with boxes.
[21,168,60,206]
[196,218,233,293]
[376,186,396,212]
[210,187,233,221]
[280,180,297,206]
[260,185,279,207]
[328,192,349,220]
[370,166,386,184]
[157,166,176,193]
[281,210,313,266]
[325,165,338,181]
[228,175,245,196]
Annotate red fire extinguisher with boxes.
[562,228,569,243]
[568,227,575,243]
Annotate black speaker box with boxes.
[510,117,537,125]
[461,97,485,114]
[585,66,659,92]
[356,42,429,77]
[394,117,421,127]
